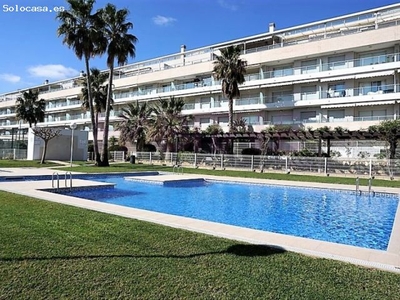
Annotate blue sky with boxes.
[0,0,396,94]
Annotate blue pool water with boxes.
[58,175,399,250]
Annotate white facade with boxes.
[1,3,400,141]
[27,128,88,161]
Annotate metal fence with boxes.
[133,152,400,180]
[0,149,27,160]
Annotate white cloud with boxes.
[27,64,79,80]
[218,0,238,11]
[152,15,177,26]
[0,73,21,83]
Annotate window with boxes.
[301,86,318,100]
[243,115,260,125]
[328,82,346,97]
[358,81,382,95]
[200,118,210,129]
[200,97,211,109]
[272,65,293,77]
[301,59,318,74]
[328,109,345,120]
[183,101,195,110]
[218,116,228,125]
[328,55,346,70]
[271,114,293,124]
[300,111,316,121]
[358,51,386,66]
[272,90,294,102]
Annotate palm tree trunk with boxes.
[85,56,100,165]
[100,62,114,166]
[228,97,234,133]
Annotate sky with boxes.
[0,0,397,94]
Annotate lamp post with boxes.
[70,122,77,167]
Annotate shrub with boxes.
[242,148,261,155]
[109,145,128,152]
[142,144,157,152]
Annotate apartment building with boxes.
[1,3,400,143]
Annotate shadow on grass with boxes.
[0,244,286,262]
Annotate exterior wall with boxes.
[27,128,88,161]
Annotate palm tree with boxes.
[80,68,110,160]
[116,101,152,152]
[57,0,106,165]
[148,97,193,153]
[213,45,247,133]
[15,89,46,128]
[99,3,138,166]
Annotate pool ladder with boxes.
[355,177,375,196]
[173,164,183,174]
[52,172,73,191]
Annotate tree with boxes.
[99,3,138,166]
[15,89,46,128]
[148,97,193,153]
[116,101,152,152]
[57,0,106,165]
[213,45,247,133]
[204,124,223,155]
[79,67,110,161]
[232,117,248,133]
[369,119,400,159]
[31,127,61,164]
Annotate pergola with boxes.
[187,129,394,157]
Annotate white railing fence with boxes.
[133,152,400,179]
[0,149,27,160]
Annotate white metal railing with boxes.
[134,152,400,179]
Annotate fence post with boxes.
[324,157,327,174]
[149,152,152,164]
[285,156,288,172]
[13,149,16,160]
[369,159,372,177]
[221,153,224,169]
[194,153,197,166]
[251,155,254,170]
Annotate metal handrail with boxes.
[52,172,59,191]
[355,177,360,195]
[173,164,183,174]
[65,172,72,190]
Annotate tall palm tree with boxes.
[100,3,138,166]
[213,45,247,133]
[57,0,106,165]
[15,89,46,128]
[116,101,152,152]
[148,97,193,153]
[80,68,111,158]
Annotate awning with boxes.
[320,74,356,82]
[354,70,394,79]
[321,103,356,109]
[261,81,293,88]
[321,100,396,109]
[356,100,396,106]
[261,78,318,88]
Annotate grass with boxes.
[1,191,399,299]
[0,160,61,168]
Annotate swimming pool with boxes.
[57,175,399,251]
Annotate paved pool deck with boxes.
[0,167,399,274]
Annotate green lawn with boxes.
[0,191,399,299]
[0,160,61,168]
